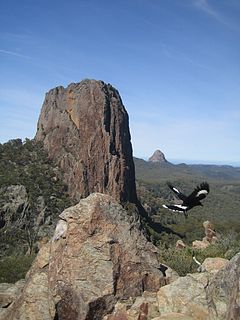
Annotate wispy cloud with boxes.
[158,41,213,72]
[193,0,239,31]
[194,0,218,17]
[0,49,31,59]
[0,88,43,110]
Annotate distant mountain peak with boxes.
[148,149,168,163]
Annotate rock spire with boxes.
[35,79,137,204]
[148,149,168,163]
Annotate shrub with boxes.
[158,232,240,276]
[158,244,197,276]
[0,255,35,283]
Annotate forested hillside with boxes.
[0,139,72,258]
[134,157,240,244]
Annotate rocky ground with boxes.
[0,193,239,320]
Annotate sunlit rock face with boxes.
[4,193,164,320]
[35,79,137,204]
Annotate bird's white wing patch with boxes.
[162,204,188,212]
[174,204,188,210]
[173,187,180,194]
[196,190,208,197]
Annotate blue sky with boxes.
[0,0,239,165]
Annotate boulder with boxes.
[192,221,218,249]
[202,221,218,244]
[4,193,164,320]
[206,252,240,319]
[192,239,210,249]
[155,253,239,320]
[157,273,210,320]
[175,240,186,249]
[0,280,25,308]
[202,257,229,273]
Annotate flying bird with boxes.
[162,182,209,214]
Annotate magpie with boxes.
[162,182,209,214]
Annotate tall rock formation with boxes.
[35,79,137,204]
[148,149,168,164]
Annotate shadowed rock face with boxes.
[35,79,137,204]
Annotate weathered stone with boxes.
[203,221,217,244]
[148,150,168,164]
[175,240,186,249]
[152,314,195,320]
[0,185,28,229]
[192,221,218,249]
[0,184,57,257]
[35,79,137,204]
[105,291,160,320]
[202,257,229,273]
[6,193,164,320]
[155,253,240,320]
[192,239,210,249]
[0,280,25,308]
[157,273,210,320]
[206,252,240,320]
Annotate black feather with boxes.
[163,182,210,214]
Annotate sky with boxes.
[0,0,239,165]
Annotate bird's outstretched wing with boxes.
[187,182,210,202]
[162,204,188,212]
[167,182,187,201]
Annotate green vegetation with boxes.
[0,138,72,258]
[158,232,240,276]
[0,254,36,283]
[134,158,240,244]
[0,138,71,211]
[134,158,240,276]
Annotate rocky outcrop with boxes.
[35,79,137,204]
[2,209,239,320]
[192,221,218,249]
[202,221,217,244]
[105,255,238,320]
[175,240,186,249]
[3,193,164,320]
[0,185,28,230]
[206,252,240,320]
[148,150,168,164]
[0,280,25,319]
[0,185,47,256]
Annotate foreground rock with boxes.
[0,281,25,318]
[206,252,240,319]
[35,79,137,204]
[105,254,240,320]
[192,221,218,249]
[2,193,164,320]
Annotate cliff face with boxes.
[35,79,137,204]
